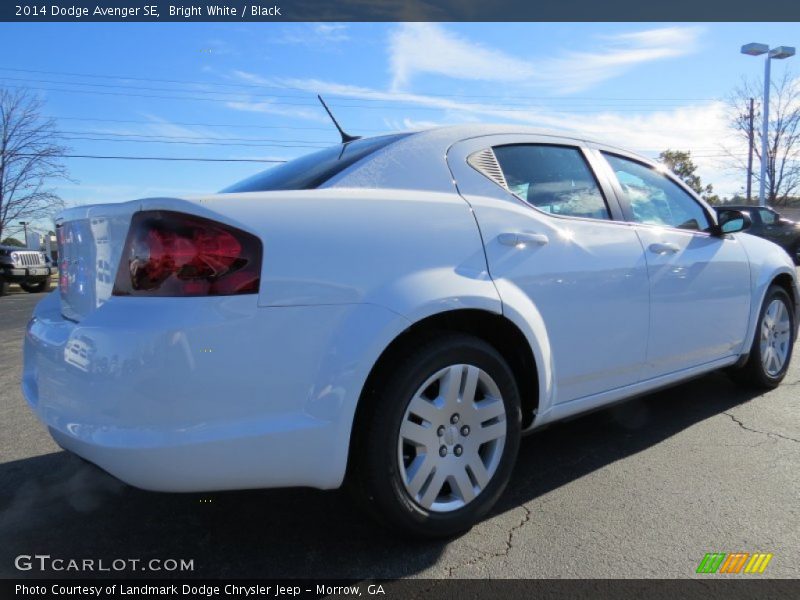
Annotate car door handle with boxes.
[648,242,680,255]
[498,232,549,247]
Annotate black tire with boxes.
[0,276,9,296]
[728,285,795,389]
[20,278,51,293]
[349,333,522,539]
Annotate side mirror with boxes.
[714,209,751,235]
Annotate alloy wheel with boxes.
[397,364,507,513]
[760,298,792,376]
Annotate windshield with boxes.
[220,133,410,193]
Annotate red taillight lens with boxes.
[113,211,262,297]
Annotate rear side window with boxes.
[492,144,610,220]
[221,133,410,193]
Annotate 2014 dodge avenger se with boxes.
[22,126,799,537]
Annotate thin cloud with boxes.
[388,24,703,94]
[539,27,703,93]
[225,100,330,123]
[389,23,535,91]
[272,23,350,46]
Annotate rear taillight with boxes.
[113,211,262,297]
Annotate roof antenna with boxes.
[317,95,361,144]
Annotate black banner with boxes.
[3,579,800,600]
[3,0,800,22]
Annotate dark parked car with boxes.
[0,245,56,296]
[715,205,800,265]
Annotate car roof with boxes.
[398,124,622,153]
[325,125,651,193]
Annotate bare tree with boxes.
[725,71,800,206]
[0,88,69,242]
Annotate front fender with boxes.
[738,232,800,353]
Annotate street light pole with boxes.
[746,97,754,202]
[741,43,795,207]
[759,54,771,207]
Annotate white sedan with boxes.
[23,126,799,538]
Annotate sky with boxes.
[0,22,798,236]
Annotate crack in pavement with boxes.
[399,504,535,595]
[442,504,533,578]
[723,411,800,444]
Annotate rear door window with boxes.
[602,152,711,232]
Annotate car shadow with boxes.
[0,370,762,579]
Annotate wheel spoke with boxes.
[766,301,778,322]
[418,469,446,509]
[405,454,436,498]
[475,421,506,445]
[763,347,773,370]
[466,455,491,489]
[774,301,785,324]
[439,365,462,408]
[766,348,779,373]
[473,396,506,424]
[450,469,476,503]
[461,366,480,404]
[407,394,441,424]
[400,420,433,447]
[772,352,781,373]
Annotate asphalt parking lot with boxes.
[1,286,798,579]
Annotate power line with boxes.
[59,136,330,149]
[17,153,287,163]
[1,83,716,113]
[46,116,371,132]
[0,82,316,106]
[0,74,714,109]
[42,116,733,137]
[0,75,319,101]
[50,129,336,144]
[0,65,720,103]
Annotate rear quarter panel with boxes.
[171,188,501,319]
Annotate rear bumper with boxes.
[22,292,406,492]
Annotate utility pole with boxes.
[746,97,754,202]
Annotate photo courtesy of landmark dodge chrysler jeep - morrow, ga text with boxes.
[22,126,800,538]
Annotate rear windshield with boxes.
[221,133,410,193]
